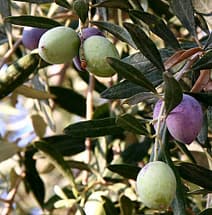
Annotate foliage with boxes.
[0,0,212,214]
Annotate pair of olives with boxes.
[22,26,119,77]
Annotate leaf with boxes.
[91,21,136,48]
[93,0,131,11]
[192,50,212,70]
[116,114,148,135]
[41,135,85,156]
[198,208,212,215]
[107,164,140,180]
[0,0,11,18]
[24,148,45,207]
[102,196,119,215]
[204,32,212,49]
[0,143,19,163]
[130,10,181,50]
[73,0,89,23]
[0,53,40,99]
[119,195,133,215]
[5,15,61,29]
[55,0,71,9]
[121,138,151,163]
[13,0,52,3]
[15,85,55,100]
[186,92,212,106]
[31,114,47,138]
[49,86,86,117]
[170,0,196,37]
[124,22,165,71]
[101,80,148,99]
[176,162,212,190]
[64,117,123,138]
[34,141,79,197]
[124,92,158,105]
[163,72,183,115]
[107,57,157,94]
[162,127,187,215]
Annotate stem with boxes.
[153,101,165,161]
[82,74,95,184]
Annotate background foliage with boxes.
[0,0,212,214]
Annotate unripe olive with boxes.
[83,191,106,215]
[153,94,203,144]
[22,27,47,50]
[82,35,119,77]
[136,161,176,210]
[38,26,80,64]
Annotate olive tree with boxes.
[0,0,211,214]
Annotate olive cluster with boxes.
[22,26,119,77]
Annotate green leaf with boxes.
[5,15,61,29]
[73,0,89,23]
[0,0,11,18]
[107,57,157,94]
[49,86,86,117]
[192,50,212,70]
[107,164,140,180]
[163,72,183,115]
[170,0,196,37]
[0,53,40,99]
[186,92,212,106]
[41,135,85,156]
[64,117,123,138]
[176,162,212,190]
[116,114,148,135]
[101,80,148,99]
[124,22,165,71]
[93,0,131,11]
[55,0,71,9]
[102,196,119,215]
[130,10,181,50]
[204,32,212,49]
[198,208,212,215]
[0,143,19,163]
[119,195,133,215]
[91,21,136,48]
[121,138,151,163]
[24,148,45,207]
[34,141,79,197]
[162,127,187,215]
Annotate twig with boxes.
[0,38,22,69]
[1,171,25,215]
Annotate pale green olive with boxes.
[38,26,80,64]
[83,35,119,77]
[136,161,176,210]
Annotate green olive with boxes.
[136,161,176,210]
[83,35,119,77]
[38,26,80,64]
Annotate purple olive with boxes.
[73,27,104,71]
[153,94,203,144]
[80,27,104,41]
[22,27,48,50]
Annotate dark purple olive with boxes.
[153,94,203,144]
[80,27,104,41]
[22,27,48,50]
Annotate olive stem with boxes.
[83,73,95,184]
[153,100,165,161]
